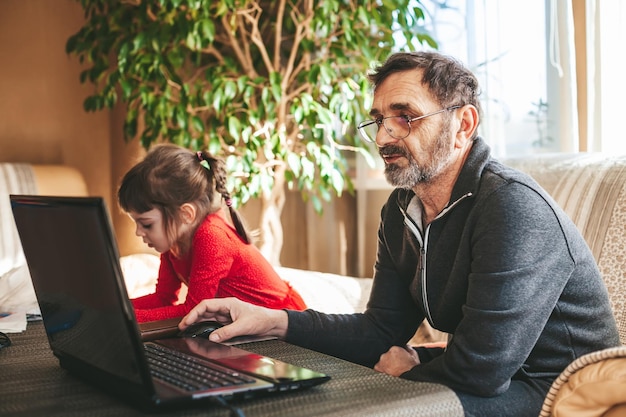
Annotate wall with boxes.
[0,0,380,277]
[0,0,149,259]
[277,190,360,276]
[0,1,110,198]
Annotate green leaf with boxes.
[301,157,315,180]
[199,19,215,43]
[119,78,132,99]
[227,115,241,140]
[175,109,187,129]
[287,153,301,177]
[132,32,147,51]
[310,194,323,214]
[224,80,237,100]
[191,115,204,133]
[269,71,282,102]
[330,168,344,195]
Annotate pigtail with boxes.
[197,150,251,244]
[222,194,251,245]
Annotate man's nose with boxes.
[375,126,400,148]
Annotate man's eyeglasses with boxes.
[0,331,11,350]
[357,105,461,143]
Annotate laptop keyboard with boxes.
[144,343,257,392]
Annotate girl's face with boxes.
[128,209,171,253]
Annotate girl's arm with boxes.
[131,255,183,318]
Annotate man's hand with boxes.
[178,297,289,343]
[374,345,420,377]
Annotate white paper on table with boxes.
[0,311,27,333]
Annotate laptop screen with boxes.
[11,196,148,387]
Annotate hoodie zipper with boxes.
[401,192,473,327]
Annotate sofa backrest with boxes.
[505,153,626,345]
[30,165,88,196]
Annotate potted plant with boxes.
[66,0,436,264]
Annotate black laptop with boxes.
[10,194,329,410]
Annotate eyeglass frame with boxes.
[357,105,462,143]
[0,331,11,349]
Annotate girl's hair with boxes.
[369,51,482,138]
[118,144,250,249]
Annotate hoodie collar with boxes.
[448,136,491,204]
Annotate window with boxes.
[417,0,570,157]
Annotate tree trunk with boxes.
[257,164,287,266]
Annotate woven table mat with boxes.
[0,322,463,417]
[233,340,463,417]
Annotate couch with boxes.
[1,154,625,416]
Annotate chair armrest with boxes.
[540,346,626,417]
[31,165,88,196]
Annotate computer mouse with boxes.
[178,320,224,338]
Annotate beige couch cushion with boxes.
[31,165,88,196]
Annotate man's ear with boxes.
[455,105,479,144]
[179,203,197,225]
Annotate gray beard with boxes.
[384,158,426,189]
[382,126,453,189]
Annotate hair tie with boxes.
[225,198,233,207]
[196,151,210,170]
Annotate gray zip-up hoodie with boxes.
[286,137,619,398]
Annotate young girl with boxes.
[118,144,307,323]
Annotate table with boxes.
[0,322,463,417]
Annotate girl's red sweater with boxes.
[131,212,306,322]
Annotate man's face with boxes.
[369,69,455,189]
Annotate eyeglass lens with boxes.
[359,117,411,143]
[358,122,379,143]
[0,331,11,349]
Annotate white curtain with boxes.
[549,0,579,153]
[586,0,626,153]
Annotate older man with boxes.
[180,51,620,417]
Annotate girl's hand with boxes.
[179,297,289,343]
